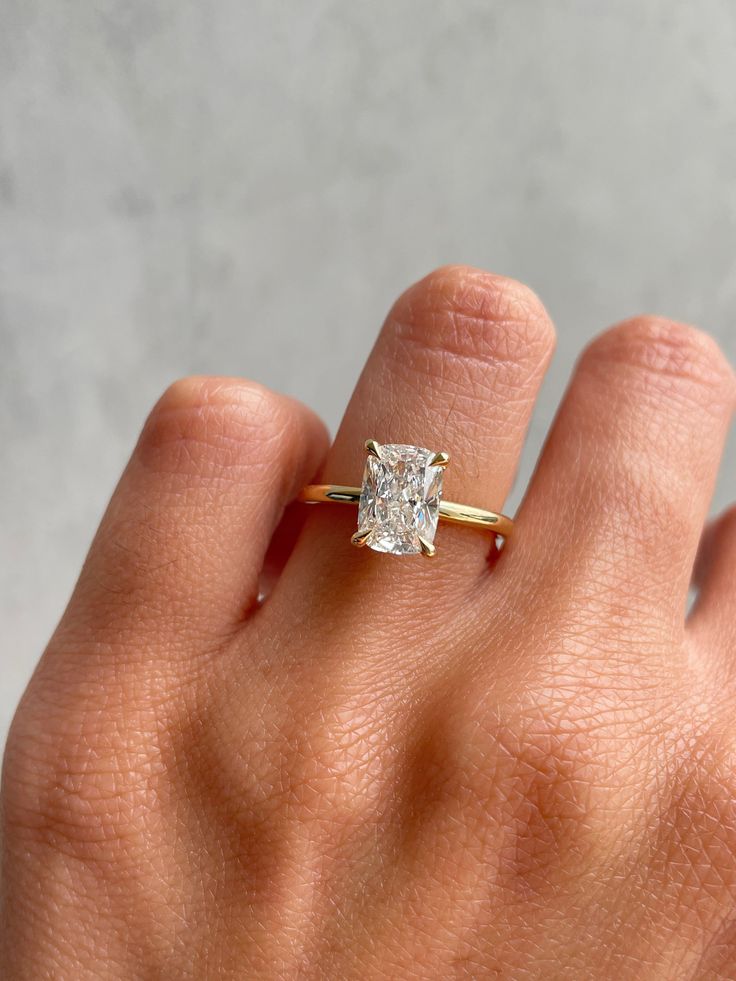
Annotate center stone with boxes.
[357,443,444,555]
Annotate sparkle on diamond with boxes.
[357,443,444,555]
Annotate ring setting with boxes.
[299,440,514,557]
[355,441,446,556]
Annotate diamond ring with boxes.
[299,440,513,557]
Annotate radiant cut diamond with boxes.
[357,443,444,555]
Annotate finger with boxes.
[278,265,555,609]
[57,377,328,645]
[688,507,736,666]
[516,317,735,626]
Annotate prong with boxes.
[418,535,436,557]
[429,451,450,468]
[351,528,372,548]
[364,439,381,458]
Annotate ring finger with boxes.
[273,265,555,620]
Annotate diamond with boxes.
[357,443,444,555]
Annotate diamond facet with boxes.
[357,443,444,555]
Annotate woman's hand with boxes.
[2,267,735,979]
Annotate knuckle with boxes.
[138,376,293,476]
[3,699,160,861]
[202,683,391,839]
[583,316,735,413]
[412,692,597,895]
[476,718,594,888]
[289,698,391,830]
[387,265,555,388]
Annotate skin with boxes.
[1,265,736,979]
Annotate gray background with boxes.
[1,0,735,743]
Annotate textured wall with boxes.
[2,0,735,741]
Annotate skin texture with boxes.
[2,265,736,979]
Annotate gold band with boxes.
[298,484,514,539]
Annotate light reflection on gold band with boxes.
[298,484,514,540]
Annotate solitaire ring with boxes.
[299,440,513,557]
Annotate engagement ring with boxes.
[299,440,513,557]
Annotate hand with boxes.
[2,267,735,979]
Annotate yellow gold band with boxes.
[298,484,514,539]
